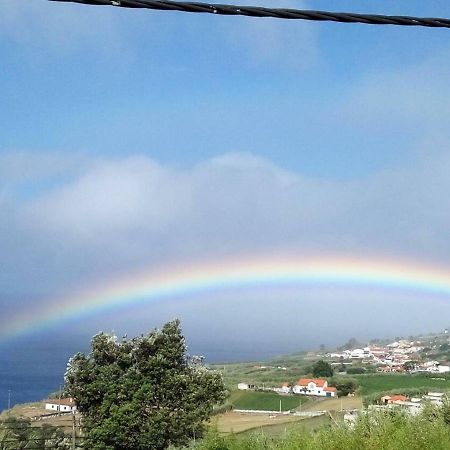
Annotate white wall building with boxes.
[274,383,291,394]
[293,378,337,397]
[45,398,77,413]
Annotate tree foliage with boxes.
[329,377,358,397]
[0,417,72,450]
[311,360,333,378]
[64,320,226,450]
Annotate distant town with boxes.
[227,328,450,423]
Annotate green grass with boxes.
[238,414,331,437]
[210,355,314,390]
[353,373,450,395]
[212,365,311,390]
[228,390,308,411]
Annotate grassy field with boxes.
[213,412,309,434]
[228,390,309,411]
[353,373,450,395]
[240,414,331,437]
[211,354,314,389]
[301,396,362,412]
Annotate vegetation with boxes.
[194,406,450,449]
[312,360,333,378]
[228,390,308,411]
[346,367,366,374]
[64,320,226,450]
[0,416,74,449]
[354,373,450,396]
[210,361,311,390]
[329,378,358,397]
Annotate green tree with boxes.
[64,320,226,450]
[312,360,333,378]
[329,378,358,397]
[0,417,72,450]
[403,361,418,372]
[346,367,366,374]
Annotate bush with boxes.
[329,377,358,397]
[312,360,333,377]
[346,367,366,374]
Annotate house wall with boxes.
[45,403,76,412]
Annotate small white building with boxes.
[45,398,77,413]
[350,348,370,359]
[293,378,337,397]
[274,382,291,394]
[237,383,255,390]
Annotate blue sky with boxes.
[1,0,450,355]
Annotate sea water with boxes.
[0,335,87,412]
[0,331,287,412]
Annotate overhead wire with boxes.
[48,0,450,28]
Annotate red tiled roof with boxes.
[324,387,337,392]
[389,395,408,402]
[383,395,408,403]
[297,378,326,387]
[46,398,76,407]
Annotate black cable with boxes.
[49,0,450,28]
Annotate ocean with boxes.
[0,336,86,412]
[0,335,281,412]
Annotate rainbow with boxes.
[2,254,450,342]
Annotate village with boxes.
[231,333,450,423]
[327,338,450,374]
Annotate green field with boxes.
[228,390,309,411]
[236,414,331,438]
[213,366,310,389]
[354,373,450,395]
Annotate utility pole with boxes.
[7,390,11,410]
[58,385,62,416]
[279,399,282,413]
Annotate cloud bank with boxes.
[1,145,450,304]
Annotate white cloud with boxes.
[0,144,448,300]
[26,155,192,237]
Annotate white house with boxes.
[237,383,255,390]
[293,378,337,397]
[45,398,77,413]
[350,348,368,359]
